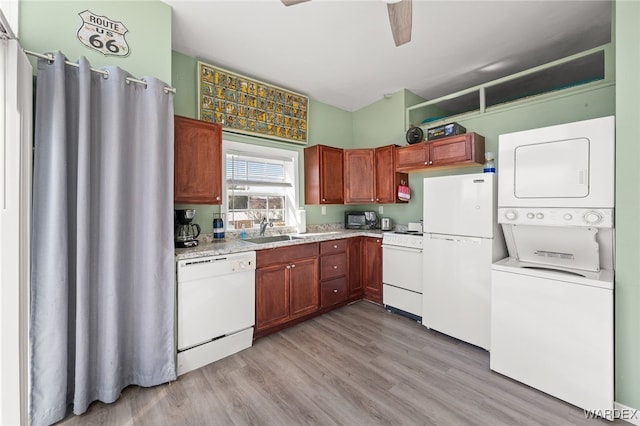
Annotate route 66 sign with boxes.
[77,10,130,57]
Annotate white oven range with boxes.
[382,231,423,321]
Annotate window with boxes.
[222,140,299,231]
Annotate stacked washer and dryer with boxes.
[490,116,615,416]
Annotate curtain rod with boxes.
[23,50,176,94]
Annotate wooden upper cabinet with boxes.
[344,145,408,204]
[304,145,344,204]
[344,149,375,204]
[395,132,485,172]
[395,143,429,171]
[430,132,484,167]
[174,116,222,204]
[375,145,408,204]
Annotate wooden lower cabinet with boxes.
[362,236,383,304]
[321,277,348,308]
[319,239,349,308]
[255,264,290,330]
[348,237,363,298]
[289,258,320,318]
[254,236,382,339]
[255,243,319,336]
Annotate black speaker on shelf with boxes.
[406,126,424,144]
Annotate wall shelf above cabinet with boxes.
[395,133,485,173]
[405,45,610,131]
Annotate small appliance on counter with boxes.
[407,221,423,233]
[175,209,201,248]
[213,213,225,241]
[381,217,393,231]
[345,211,378,229]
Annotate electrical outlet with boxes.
[321,206,326,215]
[379,205,384,214]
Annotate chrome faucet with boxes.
[259,217,272,236]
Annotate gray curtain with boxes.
[30,52,176,425]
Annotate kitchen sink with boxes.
[244,235,303,244]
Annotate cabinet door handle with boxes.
[322,198,326,202]
[332,244,338,249]
[332,289,338,293]
[428,160,433,165]
[216,196,220,201]
[333,265,338,269]
[291,264,296,268]
[376,198,379,202]
[286,265,291,269]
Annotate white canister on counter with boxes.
[297,209,306,234]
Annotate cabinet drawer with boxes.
[256,243,319,268]
[320,239,347,255]
[321,277,348,308]
[320,253,347,280]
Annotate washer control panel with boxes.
[498,207,614,228]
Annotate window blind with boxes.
[226,154,292,187]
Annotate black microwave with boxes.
[345,211,378,229]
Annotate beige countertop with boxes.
[175,229,384,261]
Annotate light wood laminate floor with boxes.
[60,301,619,425]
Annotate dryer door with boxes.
[514,138,589,199]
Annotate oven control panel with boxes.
[498,207,613,228]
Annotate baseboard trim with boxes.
[614,402,640,425]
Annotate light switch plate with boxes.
[379,206,384,214]
[321,206,326,215]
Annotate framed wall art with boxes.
[198,61,309,144]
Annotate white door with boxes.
[423,173,494,238]
[382,245,422,293]
[491,268,613,414]
[0,16,32,425]
[514,138,589,199]
[422,234,493,350]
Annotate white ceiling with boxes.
[165,0,611,112]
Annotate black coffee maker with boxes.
[175,209,201,248]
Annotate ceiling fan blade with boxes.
[281,0,311,6]
[387,0,412,46]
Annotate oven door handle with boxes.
[382,245,423,254]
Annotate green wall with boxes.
[614,0,640,410]
[19,1,172,83]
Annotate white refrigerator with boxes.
[422,173,505,350]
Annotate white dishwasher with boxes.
[176,251,256,376]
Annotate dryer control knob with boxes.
[536,213,544,219]
[563,213,573,221]
[526,212,535,219]
[505,210,518,220]
[583,210,604,225]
